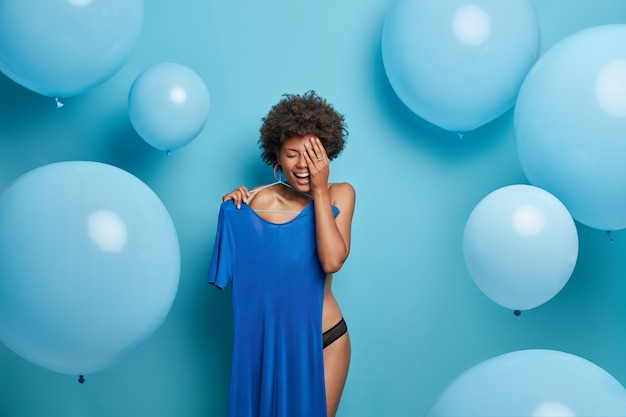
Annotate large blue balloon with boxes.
[128,62,211,153]
[463,185,578,311]
[382,0,539,132]
[0,162,180,376]
[515,24,626,231]
[0,0,143,98]
[426,349,626,417]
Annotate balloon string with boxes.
[55,97,64,109]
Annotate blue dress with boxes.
[208,199,339,417]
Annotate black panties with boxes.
[322,317,347,349]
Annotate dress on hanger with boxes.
[208,199,339,417]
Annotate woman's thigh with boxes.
[323,332,351,417]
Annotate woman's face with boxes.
[276,135,316,193]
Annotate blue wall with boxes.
[1,1,626,416]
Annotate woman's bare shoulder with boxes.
[246,184,276,208]
[329,182,356,207]
[329,182,355,196]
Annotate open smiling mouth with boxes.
[294,172,310,183]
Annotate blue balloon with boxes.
[382,0,539,132]
[515,24,626,231]
[426,349,626,417]
[0,0,143,98]
[0,162,180,376]
[128,62,211,153]
[463,185,578,311]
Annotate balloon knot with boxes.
[513,310,521,316]
[78,375,85,384]
[606,230,617,243]
[55,97,64,109]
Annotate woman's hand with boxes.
[304,137,330,196]
[222,186,251,209]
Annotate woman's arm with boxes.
[304,137,356,274]
[314,182,355,273]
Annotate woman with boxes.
[208,91,354,417]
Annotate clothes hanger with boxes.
[249,165,312,214]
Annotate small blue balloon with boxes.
[382,0,539,132]
[0,161,180,375]
[515,24,626,231]
[426,350,626,417]
[463,185,578,311]
[0,0,143,98]
[128,62,211,153]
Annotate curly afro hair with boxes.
[258,91,348,167]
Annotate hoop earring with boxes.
[273,162,284,182]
